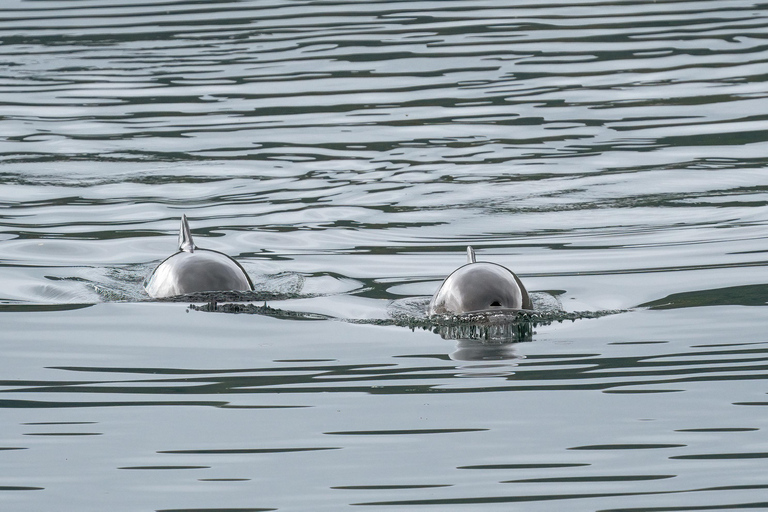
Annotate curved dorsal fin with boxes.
[466,246,476,263]
[178,214,196,252]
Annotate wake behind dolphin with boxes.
[144,215,253,299]
[428,246,532,316]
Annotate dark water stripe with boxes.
[0,303,94,313]
[0,398,228,408]
[569,444,685,451]
[670,452,768,460]
[675,428,759,433]
[197,478,251,482]
[641,284,768,309]
[23,432,102,436]
[22,421,97,425]
[325,428,487,436]
[119,465,209,470]
[458,463,590,470]
[503,474,676,483]
[158,447,340,455]
[351,484,768,507]
[333,484,452,490]
[49,362,394,375]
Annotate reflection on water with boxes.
[449,339,522,362]
[1,0,768,510]
[3,305,768,510]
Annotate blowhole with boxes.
[490,301,501,307]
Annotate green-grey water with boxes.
[2,0,768,510]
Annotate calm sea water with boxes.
[2,0,768,510]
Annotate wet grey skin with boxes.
[428,246,532,316]
[144,215,254,299]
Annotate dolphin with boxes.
[144,215,254,299]
[428,246,532,315]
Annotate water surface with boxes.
[2,0,768,510]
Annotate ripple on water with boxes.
[2,1,768,511]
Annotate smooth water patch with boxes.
[2,304,768,511]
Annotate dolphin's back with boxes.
[429,250,531,315]
[145,249,253,298]
[144,216,253,299]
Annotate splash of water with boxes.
[190,290,627,342]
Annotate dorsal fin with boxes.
[178,214,196,253]
[466,246,476,263]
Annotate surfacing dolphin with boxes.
[144,215,254,299]
[428,246,532,316]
